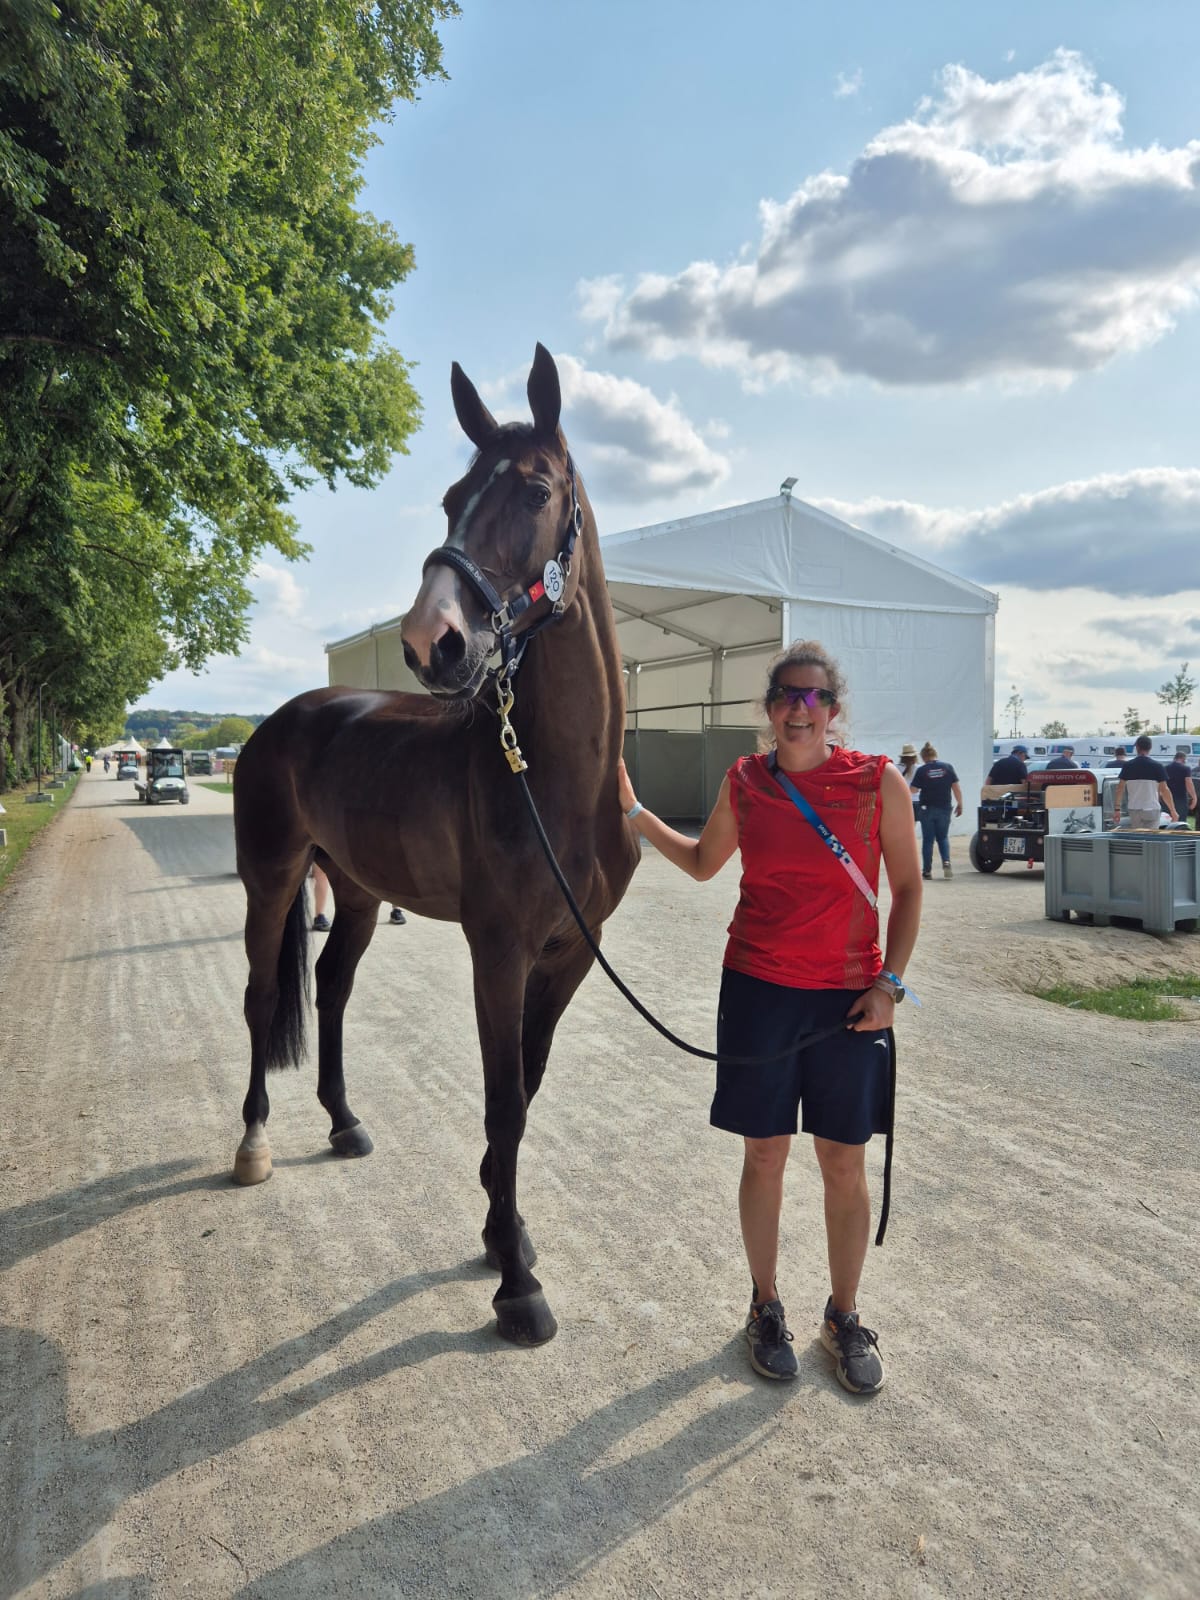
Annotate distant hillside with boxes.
[124,710,268,740]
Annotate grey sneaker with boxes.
[820,1297,884,1394]
[746,1297,798,1381]
[389,907,407,925]
[942,862,953,879]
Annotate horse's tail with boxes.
[265,884,311,1071]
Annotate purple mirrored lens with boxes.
[771,685,835,709]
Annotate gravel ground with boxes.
[1,769,1198,1599]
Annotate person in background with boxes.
[912,742,963,880]
[312,861,407,928]
[616,640,922,1396]
[986,744,1028,785]
[1163,750,1196,828]
[1113,736,1178,830]
[311,862,332,931]
[1046,746,1079,769]
[897,743,920,823]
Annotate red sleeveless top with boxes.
[724,747,889,990]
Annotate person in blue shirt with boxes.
[986,745,1028,785]
[1046,746,1079,769]
[912,742,963,879]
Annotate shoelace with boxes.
[753,1305,794,1347]
[830,1315,879,1357]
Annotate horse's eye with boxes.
[526,484,551,509]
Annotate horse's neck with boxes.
[511,545,623,759]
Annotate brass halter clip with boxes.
[496,674,528,774]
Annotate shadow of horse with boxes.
[1,1286,817,1595]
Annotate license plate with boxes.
[1003,836,1026,857]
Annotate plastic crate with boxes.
[1044,833,1199,932]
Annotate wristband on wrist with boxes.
[625,801,644,821]
[873,969,923,1008]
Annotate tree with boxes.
[209,716,255,748]
[1003,687,1024,736]
[1157,663,1196,732]
[1123,707,1146,736]
[0,0,458,788]
[1040,719,1068,738]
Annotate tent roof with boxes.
[601,492,996,668]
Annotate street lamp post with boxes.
[27,682,53,803]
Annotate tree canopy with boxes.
[0,0,457,785]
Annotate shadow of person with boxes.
[1,1260,498,1591]
[234,1336,816,1598]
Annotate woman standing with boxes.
[618,642,922,1394]
[911,742,963,880]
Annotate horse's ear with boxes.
[527,343,562,439]
[451,361,499,450]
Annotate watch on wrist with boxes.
[873,970,906,1003]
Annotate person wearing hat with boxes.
[897,743,921,822]
[1046,745,1080,769]
[987,745,1029,785]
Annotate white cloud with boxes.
[581,50,1200,386]
[482,353,731,502]
[817,467,1200,596]
[834,69,863,99]
[252,560,306,621]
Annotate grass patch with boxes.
[194,780,234,794]
[0,772,82,895]
[1032,974,1200,1021]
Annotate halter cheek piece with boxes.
[421,454,584,681]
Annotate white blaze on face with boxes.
[452,458,511,546]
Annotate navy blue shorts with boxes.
[710,968,892,1144]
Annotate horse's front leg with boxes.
[470,942,556,1345]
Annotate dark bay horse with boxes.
[232,345,639,1344]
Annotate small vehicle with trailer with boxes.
[134,746,190,805]
[970,768,1100,873]
[115,753,139,781]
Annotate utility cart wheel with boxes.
[969,832,1002,873]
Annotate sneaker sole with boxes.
[745,1324,798,1381]
[819,1323,885,1394]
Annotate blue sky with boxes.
[137,2,1200,736]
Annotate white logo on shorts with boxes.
[873,1039,888,1048]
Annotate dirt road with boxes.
[1,770,1197,1597]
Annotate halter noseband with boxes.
[422,454,584,679]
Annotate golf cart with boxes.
[115,753,139,781]
[970,768,1100,872]
[135,746,190,805]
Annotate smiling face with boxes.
[767,664,839,770]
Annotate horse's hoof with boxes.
[233,1144,272,1185]
[493,1290,557,1346]
[329,1123,374,1158]
[482,1226,537,1271]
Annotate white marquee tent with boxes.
[602,491,998,821]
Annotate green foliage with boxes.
[1157,663,1196,725]
[209,715,255,747]
[0,0,458,788]
[1040,720,1068,738]
[1032,975,1200,1022]
[1122,707,1146,737]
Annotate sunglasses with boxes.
[767,684,837,709]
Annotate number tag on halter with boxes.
[542,559,565,604]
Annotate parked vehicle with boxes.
[134,747,190,805]
[186,750,215,775]
[970,768,1101,872]
[115,754,139,780]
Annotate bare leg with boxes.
[813,1136,871,1312]
[739,1135,791,1302]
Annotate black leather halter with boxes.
[422,454,584,678]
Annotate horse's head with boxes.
[401,343,583,699]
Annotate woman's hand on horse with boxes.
[617,757,637,812]
[846,986,895,1032]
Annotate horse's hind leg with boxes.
[236,869,310,1185]
[315,863,381,1158]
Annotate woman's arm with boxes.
[848,761,923,1030]
[617,759,739,881]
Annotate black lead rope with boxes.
[514,770,895,1245]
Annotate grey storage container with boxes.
[1044,832,1199,932]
